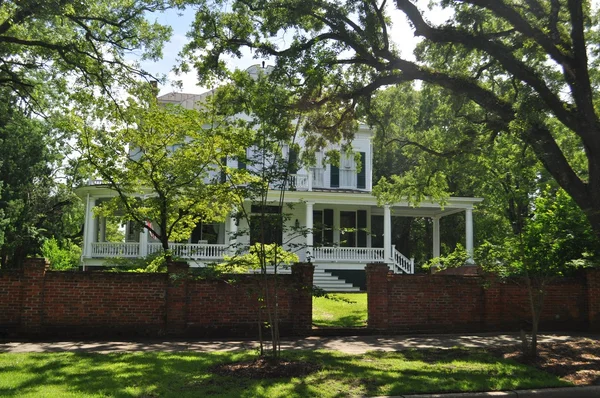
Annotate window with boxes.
[313,209,334,246]
[191,221,221,244]
[340,210,368,248]
[250,205,283,245]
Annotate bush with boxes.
[41,238,81,270]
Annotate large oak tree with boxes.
[0,0,175,111]
[183,0,600,240]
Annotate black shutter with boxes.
[330,164,339,188]
[220,156,227,183]
[357,152,366,189]
[323,209,334,245]
[357,210,367,247]
[288,148,298,174]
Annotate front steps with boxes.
[313,268,360,292]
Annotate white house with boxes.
[76,75,483,291]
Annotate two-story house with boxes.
[76,76,482,291]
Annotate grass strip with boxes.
[0,348,569,397]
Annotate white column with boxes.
[83,195,96,257]
[228,210,238,255]
[139,225,148,257]
[98,216,106,242]
[305,201,314,260]
[465,208,474,264]
[308,171,313,192]
[383,205,391,264]
[432,216,440,259]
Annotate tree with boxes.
[0,90,82,268]
[367,83,551,261]
[0,0,176,112]
[74,91,252,260]
[209,68,308,359]
[183,0,600,242]
[478,188,598,358]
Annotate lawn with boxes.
[0,349,569,397]
[313,292,367,327]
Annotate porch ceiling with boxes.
[270,190,483,218]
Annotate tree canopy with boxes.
[73,91,253,257]
[0,0,175,111]
[183,0,600,241]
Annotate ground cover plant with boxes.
[0,349,569,397]
[312,292,367,328]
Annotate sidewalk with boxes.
[0,331,594,353]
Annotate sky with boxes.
[139,3,450,96]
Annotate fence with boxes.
[365,263,600,333]
[0,259,314,338]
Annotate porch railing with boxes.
[91,242,140,258]
[89,242,414,273]
[312,247,385,262]
[147,243,228,259]
[392,244,415,274]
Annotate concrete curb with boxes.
[377,386,600,397]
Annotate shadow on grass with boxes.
[0,348,569,398]
[312,314,367,328]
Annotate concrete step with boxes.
[311,268,360,292]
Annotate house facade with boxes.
[76,85,483,291]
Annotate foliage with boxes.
[0,0,176,114]
[0,350,569,397]
[0,91,82,268]
[478,188,599,278]
[105,252,167,273]
[41,238,81,270]
[74,89,253,258]
[220,243,298,273]
[183,0,600,242]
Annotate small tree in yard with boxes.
[73,90,253,261]
[432,187,599,358]
[208,69,317,360]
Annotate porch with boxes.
[88,241,414,274]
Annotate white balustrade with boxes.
[289,174,309,190]
[312,247,385,262]
[91,242,140,258]
[392,248,415,274]
[148,242,227,259]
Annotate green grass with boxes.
[313,292,367,327]
[0,349,569,397]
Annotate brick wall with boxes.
[367,263,599,333]
[0,259,313,338]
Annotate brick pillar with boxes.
[587,269,600,331]
[21,258,49,335]
[291,262,314,334]
[166,261,189,335]
[366,263,389,330]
